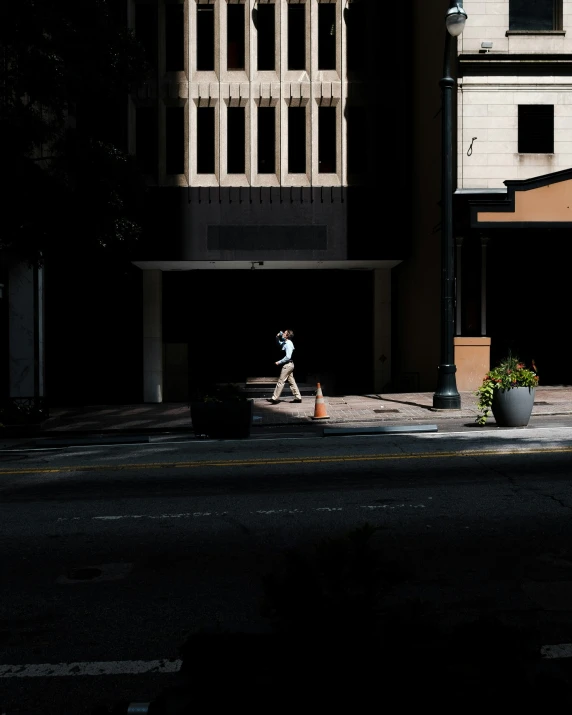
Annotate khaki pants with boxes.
[272,361,301,400]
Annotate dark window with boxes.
[347,106,367,174]
[136,106,158,176]
[518,105,554,153]
[227,106,245,173]
[197,4,215,71]
[166,3,184,71]
[319,106,336,173]
[197,107,215,173]
[166,106,185,174]
[227,3,245,70]
[288,106,306,173]
[256,3,275,71]
[258,106,275,173]
[135,3,158,67]
[288,4,306,71]
[509,0,560,31]
[318,3,336,70]
[346,0,366,72]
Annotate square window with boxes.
[197,107,216,173]
[518,105,554,153]
[288,106,306,174]
[256,3,275,71]
[509,0,561,31]
[318,3,336,71]
[318,106,336,173]
[288,3,306,71]
[227,106,245,174]
[166,107,185,174]
[197,4,215,71]
[166,3,184,71]
[227,3,245,70]
[258,106,276,174]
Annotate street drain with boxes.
[373,409,399,413]
[57,562,133,585]
[68,567,102,581]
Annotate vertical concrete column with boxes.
[373,269,392,393]
[143,270,163,403]
[8,262,45,398]
[184,0,190,184]
[278,0,286,185]
[309,0,318,186]
[158,0,167,185]
[455,235,463,336]
[480,236,489,336]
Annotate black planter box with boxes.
[190,399,253,438]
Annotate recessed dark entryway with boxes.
[162,270,374,398]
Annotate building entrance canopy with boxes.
[133,260,402,271]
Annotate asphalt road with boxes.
[2,425,572,712]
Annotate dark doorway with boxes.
[487,229,570,385]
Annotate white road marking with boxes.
[254,509,302,514]
[0,659,182,678]
[361,504,426,509]
[55,504,428,522]
[3,642,570,678]
[93,512,218,520]
[540,643,572,659]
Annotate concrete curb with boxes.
[323,424,439,436]
[2,409,572,440]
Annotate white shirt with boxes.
[276,333,295,365]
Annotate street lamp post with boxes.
[432,1,467,410]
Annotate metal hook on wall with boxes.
[467,137,477,156]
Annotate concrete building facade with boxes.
[5,0,569,410]
[128,0,408,401]
[450,0,572,385]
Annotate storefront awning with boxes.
[470,167,572,229]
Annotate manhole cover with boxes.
[68,567,102,581]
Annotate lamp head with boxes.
[446,5,468,37]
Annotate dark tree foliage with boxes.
[0,0,151,264]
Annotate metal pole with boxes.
[433,13,461,409]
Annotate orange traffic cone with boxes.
[311,382,330,420]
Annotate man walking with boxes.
[268,330,302,404]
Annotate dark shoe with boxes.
[290,399,302,403]
[267,398,280,404]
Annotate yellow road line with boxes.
[1,445,572,475]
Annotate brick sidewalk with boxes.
[30,385,572,432]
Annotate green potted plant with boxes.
[475,355,539,427]
[189,382,253,438]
